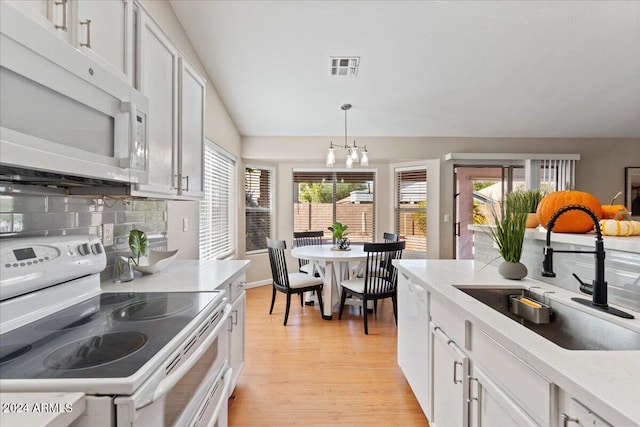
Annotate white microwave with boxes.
[0,2,148,185]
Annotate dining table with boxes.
[291,243,367,319]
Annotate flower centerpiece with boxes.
[328,221,350,250]
[487,192,529,279]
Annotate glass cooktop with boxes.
[0,291,221,380]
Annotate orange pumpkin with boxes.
[536,191,603,233]
[601,192,629,219]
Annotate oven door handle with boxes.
[138,303,231,409]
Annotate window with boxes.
[200,141,236,260]
[245,166,273,252]
[395,167,427,256]
[293,170,375,243]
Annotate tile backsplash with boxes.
[0,183,168,281]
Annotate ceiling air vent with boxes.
[329,57,359,76]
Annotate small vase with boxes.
[337,237,350,250]
[525,213,539,228]
[498,261,528,280]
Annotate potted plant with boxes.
[128,229,148,266]
[520,189,545,228]
[487,192,528,279]
[328,221,350,250]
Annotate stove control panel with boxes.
[0,235,107,301]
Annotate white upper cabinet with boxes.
[134,9,206,200]
[6,0,72,43]
[178,58,206,198]
[135,13,179,197]
[76,0,134,83]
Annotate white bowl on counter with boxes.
[132,249,180,274]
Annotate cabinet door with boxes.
[430,323,469,427]
[135,13,179,196]
[76,0,133,83]
[398,276,430,417]
[469,364,537,427]
[178,58,206,198]
[5,0,71,43]
[560,398,613,427]
[228,291,246,396]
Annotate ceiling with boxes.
[169,1,640,138]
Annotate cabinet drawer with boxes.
[471,326,552,426]
[430,294,466,346]
[229,273,246,303]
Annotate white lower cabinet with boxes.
[559,393,613,427]
[228,290,246,395]
[469,363,538,427]
[430,322,469,427]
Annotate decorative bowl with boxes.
[132,249,179,274]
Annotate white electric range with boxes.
[0,235,230,426]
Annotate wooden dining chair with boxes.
[339,241,405,334]
[292,231,324,275]
[266,238,324,326]
[383,232,400,242]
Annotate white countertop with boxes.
[0,392,85,427]
[394,259,640,425]
[101,259,250,293]
[469,224,640,253]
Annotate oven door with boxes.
[114,303,230,427]
[0,1,148,184]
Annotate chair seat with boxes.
[289,272,323,289]
[341,278,365,293]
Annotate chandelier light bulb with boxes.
[346,154,353,168]
[326,146,335,166]
[360,147,369,166]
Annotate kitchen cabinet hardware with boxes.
[467,376,478,403]
[80,19,91,48]
[562,413,579,426]
[453,360,463,384]
[54,0,67,31]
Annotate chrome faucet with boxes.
[541,204,634,319]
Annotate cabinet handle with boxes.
[182,175,190,192]
[232,309,238,326]
[54,0,68,31]
[453,361,463,384]
[80,19,92,48]
[561,413,579,427]
[467,376,478,402]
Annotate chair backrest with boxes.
[382,232,400,242]
[293,231,324,269]
[362,241,405,295]
[266,238,290,289]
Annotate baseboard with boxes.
[244,279,271,289]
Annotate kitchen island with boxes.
[394,259,640,426]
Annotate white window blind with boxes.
[395,168,427,255]
[200,141,235,260]
[245,166,273,252]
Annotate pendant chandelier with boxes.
[326,104,368,168]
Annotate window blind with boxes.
[395,167,427,255]
[245,166,273,252]
[199,141,235,260]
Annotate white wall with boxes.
[242,136,640,283]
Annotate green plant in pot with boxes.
[128,229,148,266]
[328,221,350,250]
[487,192,528,280]
[519,189,545,228]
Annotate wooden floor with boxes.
[228,285,428,427]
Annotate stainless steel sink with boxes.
[455,287,640,351]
